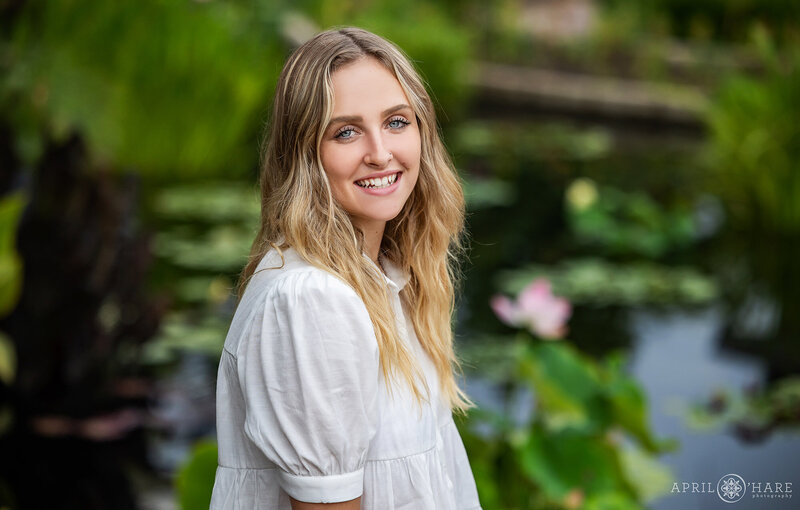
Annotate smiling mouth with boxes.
[355,172,400,189]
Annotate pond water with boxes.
[629,306,799,509]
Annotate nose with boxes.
[364,133,393,168]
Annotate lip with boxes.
[353,171,402,196]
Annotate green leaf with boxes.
[583,491,642,510]
[517,425,634,502]
[618,446,674,503]
[177,440,218,510]
[0,193,26,316]
[517,342,603,431]
[603,359,662,452]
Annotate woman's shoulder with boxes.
[224,246,376,359]
[244,246,361,305]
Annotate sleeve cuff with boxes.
[278,467,364,503]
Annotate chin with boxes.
[374,211,404,222]
[361,205,405,223]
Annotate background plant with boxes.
[706,32,800,234]
[460,279,673,510]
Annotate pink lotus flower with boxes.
[490,278,572,340]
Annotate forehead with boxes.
[329,57,410,115]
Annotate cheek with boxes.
[399,136,421,183]
[408,131,422,166]
[320,148,353,184]
[407,168,421,191]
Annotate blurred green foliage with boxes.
[601,0,800,44]
[149,182,258,275]
[565,178,696,259]
[0,193,25,317]
[454,121,613,174]
[151,183,260,225]
[3,1,283,177]
[142,312,231,366]
[451,116,713,353]
[176,439,218,510]
[706,33,800,233]
[143,182,259,366]
[2,1,481,179]
[0,193,25,406]
[153,225,254,273]
[462,175,516,209]
[299,0,475,121]
[496,258,717,307]
[0,334,13,390]
[460,339,674,509]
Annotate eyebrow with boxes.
[328,104,412,127]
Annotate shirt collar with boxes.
[362,252,410,292]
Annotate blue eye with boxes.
[334,127,356,139]
[389,118,410,129]
[334,117,409,140]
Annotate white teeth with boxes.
[356,172,398,188]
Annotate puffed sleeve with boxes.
[238,269,381,503]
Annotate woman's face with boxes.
[320,57,421,235]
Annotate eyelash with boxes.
[334,116,411,139]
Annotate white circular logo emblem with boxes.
[717,473,747,503]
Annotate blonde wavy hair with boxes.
[236,26,475,417]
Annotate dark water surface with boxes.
[629,306,800,510]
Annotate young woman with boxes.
[210,26,482,509]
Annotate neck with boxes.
[355,219,386,265]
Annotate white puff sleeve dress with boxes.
[210,246,482,509]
